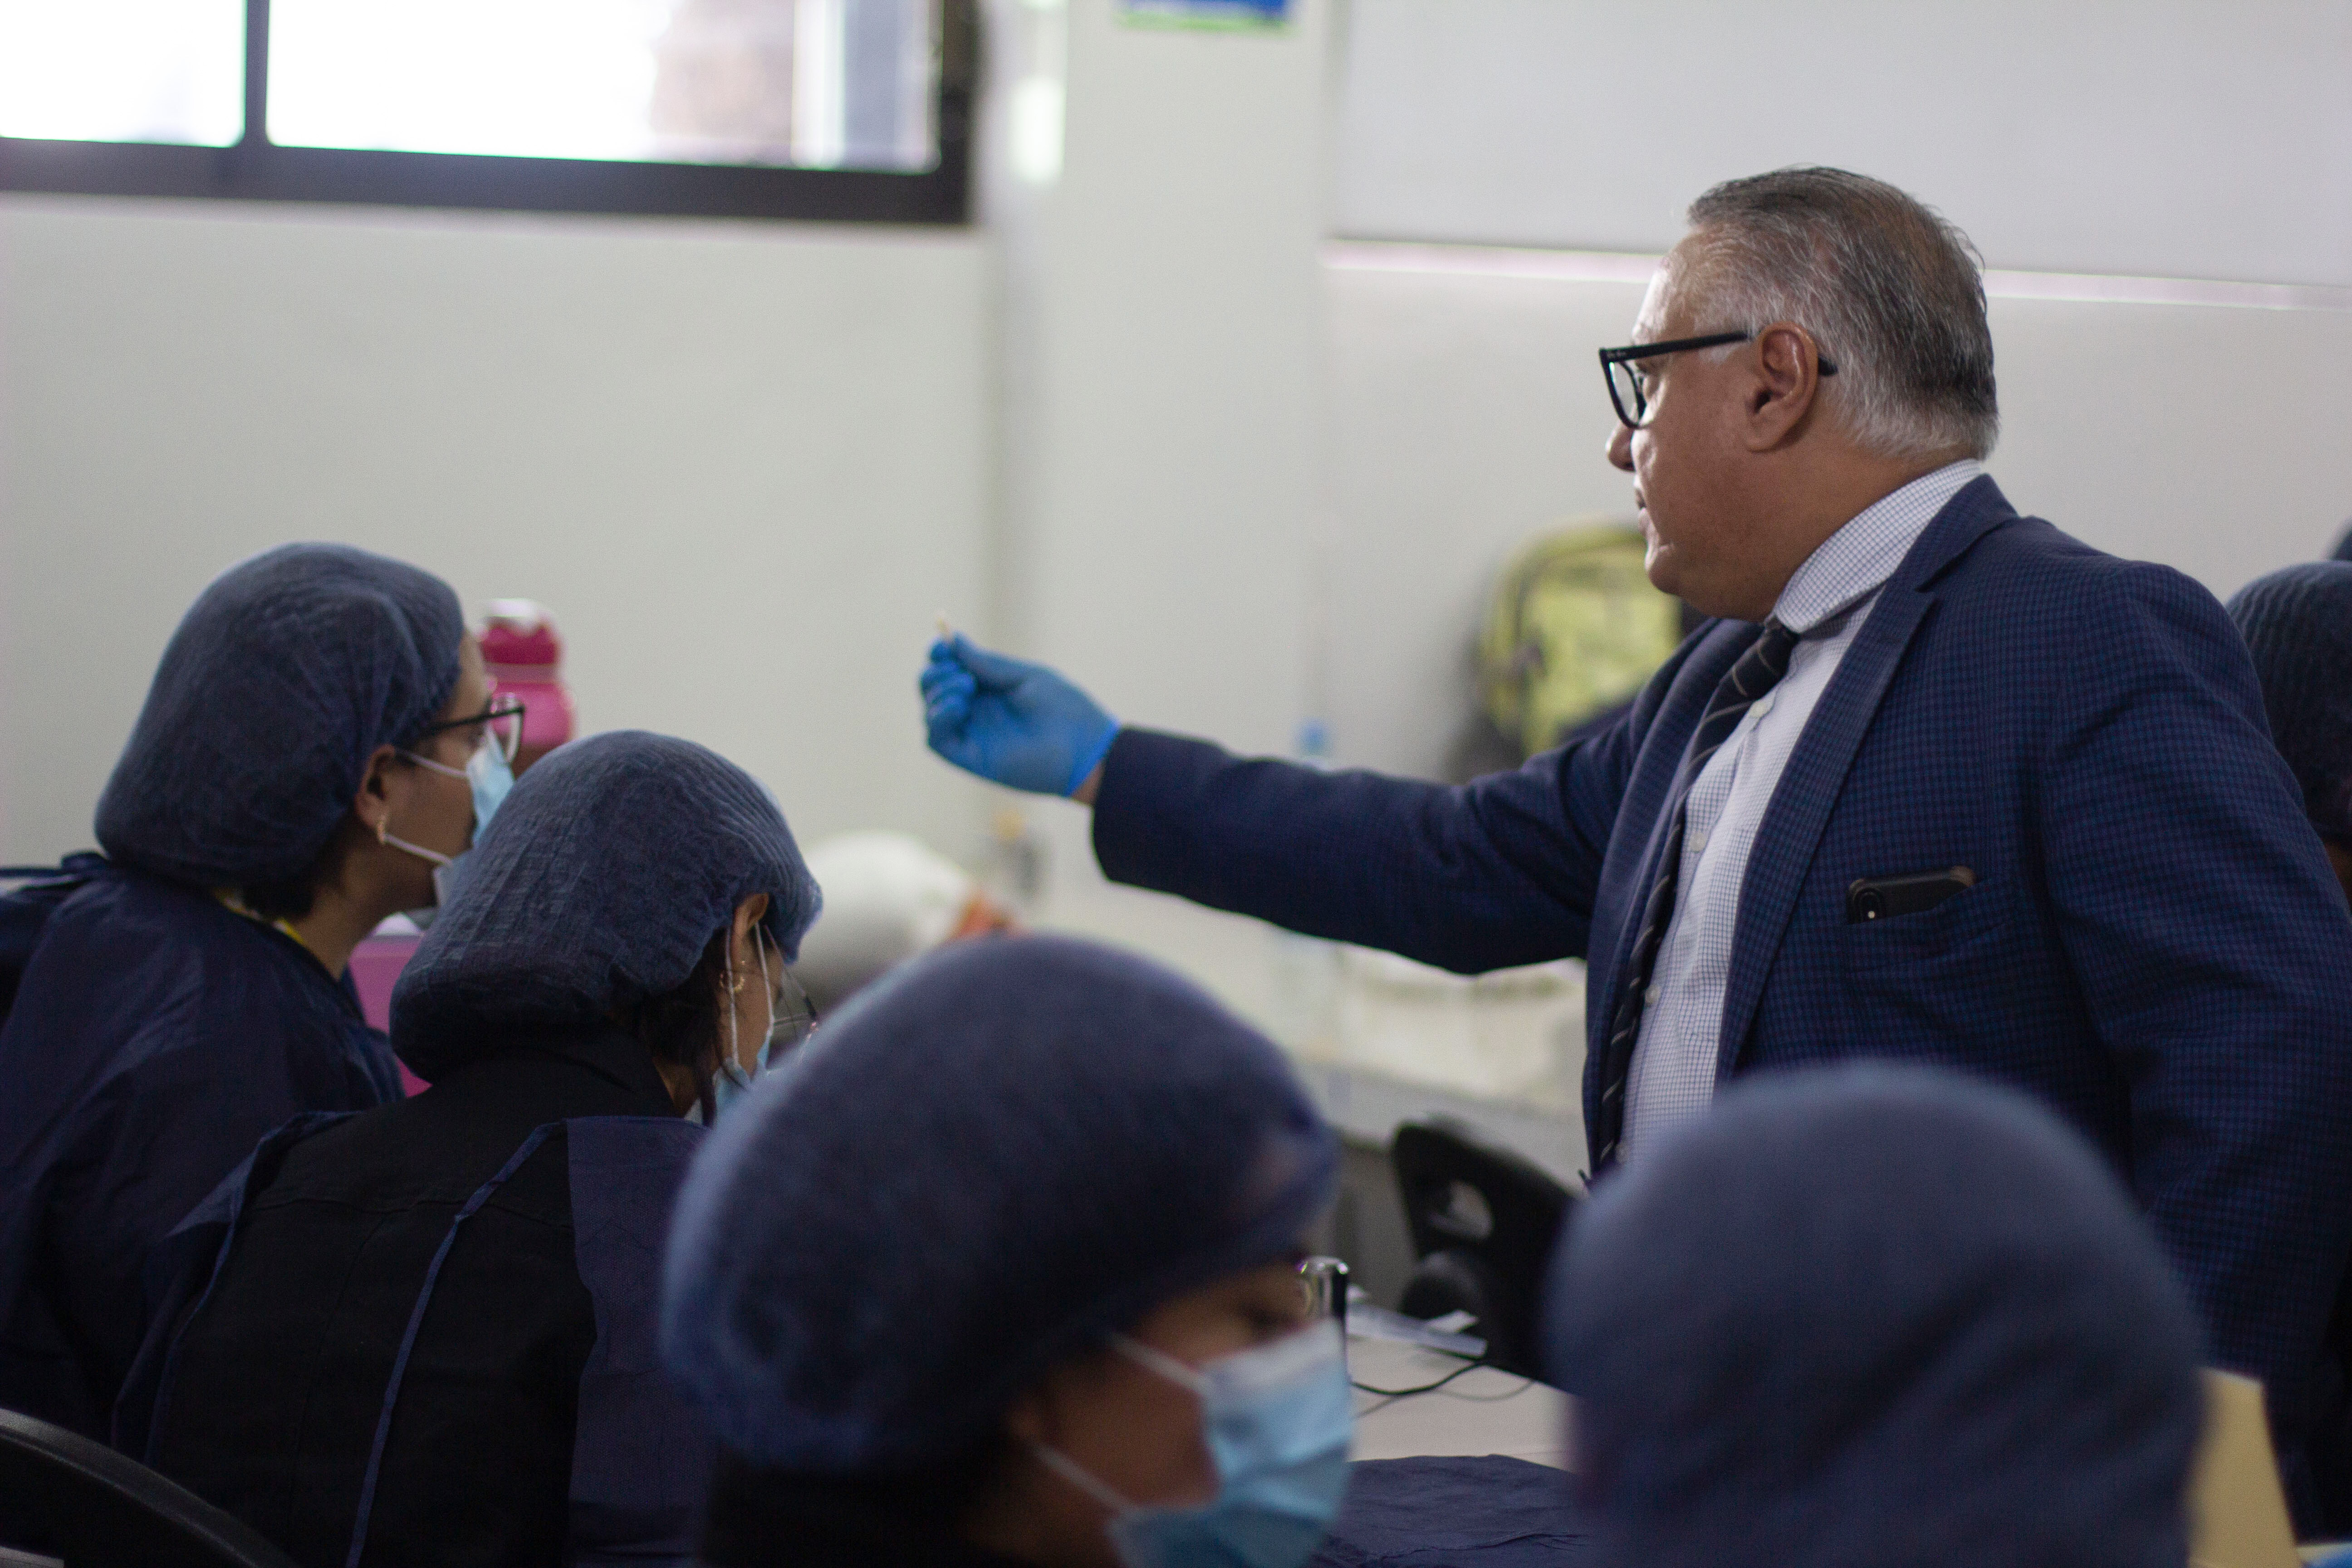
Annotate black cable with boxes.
[1350,1357,1492,1397]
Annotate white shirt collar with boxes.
[1774,460,1985,634]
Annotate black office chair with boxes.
[0,1406,298,1568]
[1391,1118,1575,1378]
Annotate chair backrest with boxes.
[1391,1119,1574,1378]
[0,1406,299,1568]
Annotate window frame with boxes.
[0,0,975,225]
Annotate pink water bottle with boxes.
[480,599,576,775]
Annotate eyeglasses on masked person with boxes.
[376,693,527,920]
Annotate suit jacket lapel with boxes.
[1585,622,1753,1071]
[1711,477,2016,1075]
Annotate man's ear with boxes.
[1744,322,1827,450]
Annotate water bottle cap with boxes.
[481,599,562,669]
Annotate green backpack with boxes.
[1476,520,1688,762]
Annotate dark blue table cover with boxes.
[1311,1455,1586,1566]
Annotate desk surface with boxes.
[1348,1334,1569,1470]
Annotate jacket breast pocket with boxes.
[1837,876,2018,976]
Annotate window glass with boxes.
[268,0,937,171]
[0,0,244,146]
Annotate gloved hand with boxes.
[921,635,1120,798]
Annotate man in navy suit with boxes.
[920,168,2352,1521]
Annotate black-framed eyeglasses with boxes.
[409,693,527,765]
[1599,331,1838,430]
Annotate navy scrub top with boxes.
[0,866,400,1441]
[129,1025,710,1568]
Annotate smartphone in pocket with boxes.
[1846,867,1976,923]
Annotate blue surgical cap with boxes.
[96,544,465,887]
[1548,1066,2204,1568]
[391,730,819,1080]
[2227,562,2352,841]
[660,933,1339,1473]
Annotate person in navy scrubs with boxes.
[1547,1065,2206,1568]
[661,935,1348,1568]
[2228,561,2352,1528]
[123,730,820,1568]
[0,544,487,1446]
[2228,562,2352,907]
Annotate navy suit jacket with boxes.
[1093,477,2352,1490]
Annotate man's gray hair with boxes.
[1685,167,1999,461]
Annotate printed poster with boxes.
[1119,0,1292,31]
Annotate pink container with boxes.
[350,929,429,1095]
[481,599,577,775]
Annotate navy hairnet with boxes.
[391,730,819,1079]
[2228,562,2352,841]
[1548,1066,2204,1568]
[660,933,1339,1472]
[96,544,464,887]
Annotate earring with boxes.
[376,816,388,845]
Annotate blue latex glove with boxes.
[921,635,1120,797]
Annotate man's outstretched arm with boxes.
[920,633,1683,974]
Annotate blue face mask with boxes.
[1035,1321,1353,1568]
[711,1039,775,1118]
[712,924,811,1119]
[386,734,516,927]
[464,737,514,835]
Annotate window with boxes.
[0,1,245,147]
[0,0,973,223]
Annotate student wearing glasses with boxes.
[122,730,821,1568]
[0,544,500,1450]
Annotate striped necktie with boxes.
[1591,618,1803,1169]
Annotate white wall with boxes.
[1323,253,1649,778]
[986,0,1336,1023]
[0,196,995,864]
[1335,0,2352,287]
[1000,0,1327,744]
[1324,246,2352,779]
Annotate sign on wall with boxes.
[1119,0,1290,29]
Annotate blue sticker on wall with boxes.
[1119,0,1291,30]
